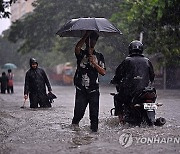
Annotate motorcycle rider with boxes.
[111,40,155,123]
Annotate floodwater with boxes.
[0,83,180,154]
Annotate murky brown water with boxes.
[0,83,180,154]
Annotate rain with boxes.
[0,85,180,153]
[0,0,180,153]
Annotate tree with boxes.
[0,0,26,18]
[8,0,126,68]
[111,0,180,66]
[0,34,24,67]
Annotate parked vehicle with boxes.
[48,62,74,85]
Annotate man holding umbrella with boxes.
[72,31,106,132]
[56,17,121,131]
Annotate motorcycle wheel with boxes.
[154,117,166,126]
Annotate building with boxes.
[10,0,35,22]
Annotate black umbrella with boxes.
[56,17,122,37]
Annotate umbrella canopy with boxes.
[56,17,122,37]
[1,63,17,69]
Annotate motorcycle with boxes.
[110,85,166,126]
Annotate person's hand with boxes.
[24,94,28,100]
[89,54,96,65]
[48,90,52,94]
[89,54,106,76]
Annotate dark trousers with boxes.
[114,94,124,116]
[114,91,131,116]
[1,85,7,94]
[7,86,14,93]
[1,89,6,93]
[29,92,51,108]
[72,88,100,130]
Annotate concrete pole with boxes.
[140,32,143,43]
[163,65,166,90]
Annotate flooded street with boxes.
[0,83,180,154]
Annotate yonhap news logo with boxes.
[119,133,180,148]
[119,133,133,148]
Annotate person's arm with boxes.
[75,31,91,55]
[42,69,52,92]
[111,60,126,84]
[89,52,106,76]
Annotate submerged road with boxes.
[0,83,180,154]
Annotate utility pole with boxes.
[140,32,143,43]
[163,63,166,90]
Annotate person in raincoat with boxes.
[24,58,52,108]
[72,31,106,132]
[0,72,8,94]
[111,40,155,123]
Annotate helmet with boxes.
[29,58,38,67]
[129,40,143,54]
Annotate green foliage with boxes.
[0,0,20,18]
[2,0,179,69]
[7,0,125,68]
[0,34,27,68]
[111,0,180,66]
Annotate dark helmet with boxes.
[129,40,143,54]
[29,58,38,67]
